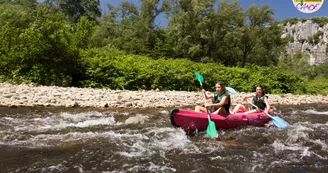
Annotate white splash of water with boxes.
[116,127,197,159]
[1,128,151,147]
[60,111,105,121]
[210,155,223,160]
[159,110,168,114]
[47,164,65,171]
[271,140,310,153]
[312,139,328,150]
[312,122,328,129]
[269,120,328,164]
[125,162,176,173]
[66,117,116,128]
[147,162,177,172]
[119,140,153,157]
[301,109,328,115]
[147,127,198,152]
[287,123,313,142]
[103,130,149,140]
[290,110,299,115]
[9,111,118,132]
[300,147,311,157]
[125,114,149,124]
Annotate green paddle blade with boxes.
[195,72,219,138]
[195,72,204,84]
[206,119,218,137]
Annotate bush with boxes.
[79,48,306,93]
[304,75,328,95]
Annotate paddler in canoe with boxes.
[231,85,271,114]
[194,81,231,116]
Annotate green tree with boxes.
[240,4,274,67]
[0,3,34,77]
[213,0,244,65]
[225,3,284,67]
[92,0,171,58]
[112,1,145,53]
[0,0,37,9]
[44,0,101,22]
[166,0,216,60]
[137,0,170,56]
[90,3,121,48]
[254,21,286,66]
[72,16,96,49]
[279,51,314,77]
[0,4,82,86]
[313,63,328,79]
[139,0,170,28]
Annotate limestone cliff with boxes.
[281,20,328,65]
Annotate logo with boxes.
[293,0,324,13]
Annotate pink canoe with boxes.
[169,108,272,131]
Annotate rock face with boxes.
[282,20,328,65]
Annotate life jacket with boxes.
[252,94,267,110]
[212,92,231,113]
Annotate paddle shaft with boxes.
[245,100,272,117]
[202,91,212,120]
[235,93,271,116]
[225,86,288,128]
[195,71,220,137]
[247,99,289,127]
[198,77,211,117]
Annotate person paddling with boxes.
[194,81,231,116]
[231,85,270,114]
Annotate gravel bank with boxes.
[1,83,327,108]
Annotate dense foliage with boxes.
[79,48,306,94]
[0,0,328,95]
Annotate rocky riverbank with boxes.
[1,83,328,109]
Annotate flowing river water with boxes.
[0,104,327,173]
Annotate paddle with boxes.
[195,72,218,137]
[225,86,289,128]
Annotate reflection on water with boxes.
[0,105,327,173]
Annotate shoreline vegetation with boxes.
[2,2,328,100]
[1,83,328,109]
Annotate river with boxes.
[0,104,327,173]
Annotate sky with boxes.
[100,0,328,26]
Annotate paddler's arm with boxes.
[205,95,228,107]
[242,94,253,101]
[202,89,212,99]
[263,97,270,114]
